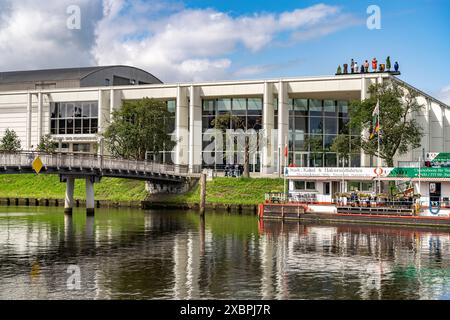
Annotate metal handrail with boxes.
[0,151,202,176]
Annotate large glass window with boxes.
[217,99,231,113]
[309,99,322,116]
[293,99,308,113]
[310,117,323,134]
[51,102,99,135]
[324,117,337,135]
[201,98,263,170]
[287,98,353,168]
[324,100,336,116]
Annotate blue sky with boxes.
[181,0,450,98]
[0,0,448,102]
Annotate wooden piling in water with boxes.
[200,173,206,216]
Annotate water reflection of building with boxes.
[259,221,450,299]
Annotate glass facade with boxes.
[50,102,98,135]
[202,98,263,170]
[147,100,176,164]
[288,99,360,168]
[200,97,361,171]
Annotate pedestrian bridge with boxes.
[0,151,201,215]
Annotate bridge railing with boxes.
[0,151,199,176]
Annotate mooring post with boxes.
[64,177,75,215]
[200,173,206,216]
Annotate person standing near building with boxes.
[372,58,378,72]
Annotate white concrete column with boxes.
[64,177,75,215]
[86,177,95,216]
[360,75,369,167]
[98,89,104,135]
[176,86,189,165]
[277,81,289,175]
[110,88,115,116]
[188,85,202,173]
[376,76,383,167]
[26,93,32,150]
[37,92,43,142]
[262,82,275,174]
[109,88,122,119]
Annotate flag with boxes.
[370,100,380,140]
[284,144,288,158]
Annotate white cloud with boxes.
[439,85,450,105]
[0,0,103,71]
[0,0,357,81]
[92,1,356,82]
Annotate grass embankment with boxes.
[0,175,284,205]
[0,174,147,201]
[155,177,284,205]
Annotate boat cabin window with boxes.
[294,181,316,191]
[348,181,373,192]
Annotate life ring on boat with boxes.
[429,199,441,215]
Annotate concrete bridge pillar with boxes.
[64,177,75,215]
[86,177,95,216]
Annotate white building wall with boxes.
[430,100,444,152]
[0,74,448,172]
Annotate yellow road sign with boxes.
[32,156,44,174]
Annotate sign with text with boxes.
[388,167,450,178]
[285,167,393,178]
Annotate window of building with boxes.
[348,181,360,192]
[217,99,232,112]
[324,100,336,116]
[310,117,323,134]
[201,98,263,169]
[324,117,337,135]
[309,99,322,116]
[293,99,308,115]
[348,181,373,192]
[294,181,316,190]
[50,102,98,135]
[73,143,91,153]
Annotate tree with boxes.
[0,129,21,152]
[331,82,424,167]
[211,113,260,178]
[37,134,58,153]
[102,98,176,160]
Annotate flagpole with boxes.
[377,97,381,195]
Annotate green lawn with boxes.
[0,175,284,205]
[0,174,148,201]
[164,177,284,205]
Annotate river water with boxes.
[0,207,449,300]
